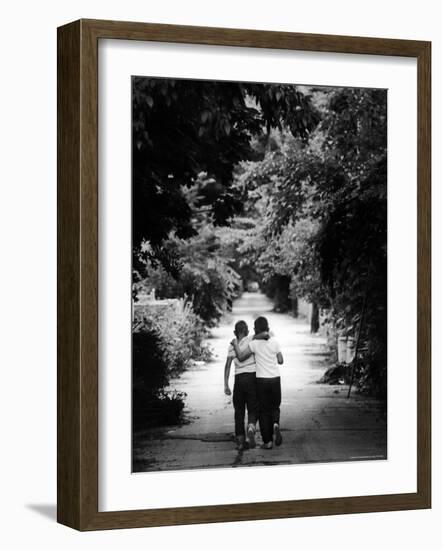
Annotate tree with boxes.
[251,87,387,394]
[140,224,242,326]
[132,78,320,272]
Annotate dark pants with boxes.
[233,372,258,436]
[256,377,281,444]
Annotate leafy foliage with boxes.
[132,300,212,428]
[133,81,388,401]
[132,77,320,270]
[132,329,187,428]
[134,299,212,373]
[232,87,387,395]
[140,225,242,326]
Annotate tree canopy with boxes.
[132,77,320,270]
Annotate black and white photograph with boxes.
[131,76,388,473]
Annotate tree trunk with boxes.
[310,301,320,333]
[291,295,298,318]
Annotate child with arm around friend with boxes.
[230,316,284,449]
[224,321,258,450]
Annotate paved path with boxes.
[133,292,386,472]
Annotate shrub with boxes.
[135,299,212,375]
[146,260,240,327]
[132,329,186,428]
[354,343,387,400]
[138,224,242,327]
[132,299,212,428]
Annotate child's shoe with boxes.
[247,424,256,449]
[273,423,283,446]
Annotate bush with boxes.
[135,299,212,375]
[146,260,240,327]
[138,225,242,327]
[354,345,387,400]
[132,330,186,428]
[132,300,212,428]
[181,262,240,325]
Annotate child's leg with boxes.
[270,377,282,426]
[233,375,246,439]
[256,378,272,444]
[270,377,282,446]
[244,373,258,448]
[244,373,258,427]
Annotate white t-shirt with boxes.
[227,336,256,375]
[248,338,282,378]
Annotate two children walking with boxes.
[224,316,284,450]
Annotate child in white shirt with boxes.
[231,316,284,449]
[224,321,258,450]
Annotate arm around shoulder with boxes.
[231,339,253,362]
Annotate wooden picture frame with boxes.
[57,18,431,531]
